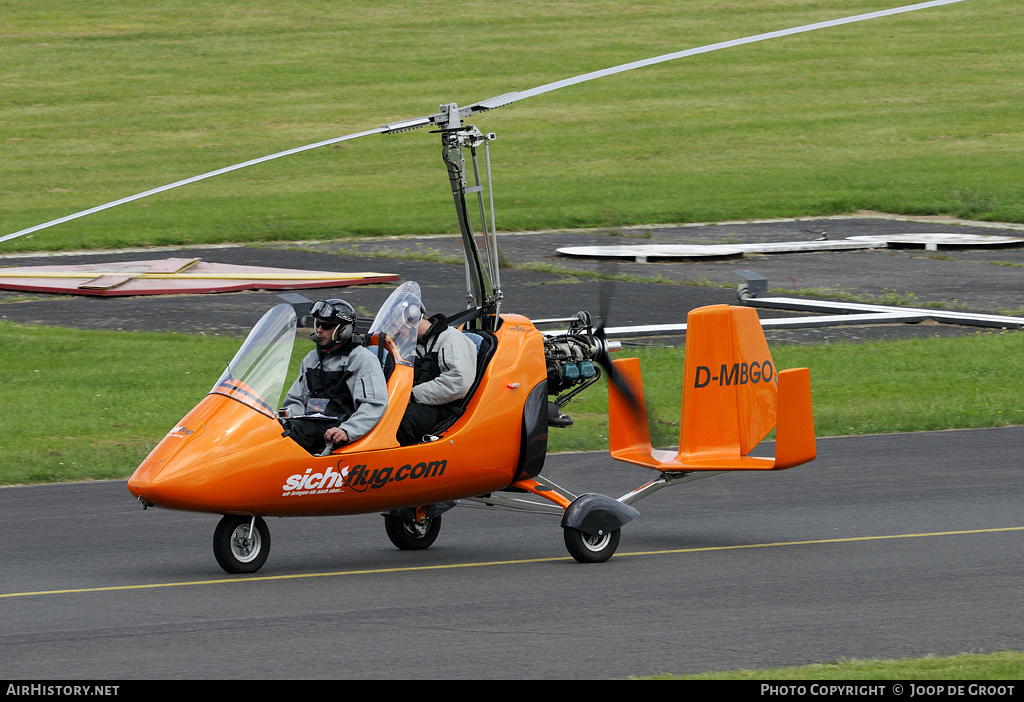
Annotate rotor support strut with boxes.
[438,105,502,328]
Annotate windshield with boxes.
[369,280,422,362]
[211,304,296,417]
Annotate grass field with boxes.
[3,0,1023,252]
[661,651,1024,680]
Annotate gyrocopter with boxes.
[6,1,966,572]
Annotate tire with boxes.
[214,515,271,574]
[563,526,620,563]
[383,512,441,550]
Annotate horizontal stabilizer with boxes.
[609,305,815,472]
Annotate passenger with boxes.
[396,298,478,446]
[280,298,388,455]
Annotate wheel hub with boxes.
[407,519,431,538]
[230,525,261,562]
[582,530,611,551]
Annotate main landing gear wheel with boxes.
[383,512,442,550]
[563,526,620,563]
[214,515,271,574]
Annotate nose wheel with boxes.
[214,515,271,573]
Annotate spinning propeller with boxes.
[590,221,641,411]
[592,316,640,411]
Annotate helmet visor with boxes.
[310,299,355,324]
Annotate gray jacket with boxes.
[411,325,478,406]
[281,344,388,442]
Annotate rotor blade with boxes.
[464,0,967,114]
[0,126,389,245]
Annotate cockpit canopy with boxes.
[369,280,423,363]
[209,284,427,418]
[211,304,297,417]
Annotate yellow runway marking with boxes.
[618,525,1024,556]
[3,526,1021,600]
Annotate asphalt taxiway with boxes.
[1,427,1022,679]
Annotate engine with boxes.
[542,311,617,405]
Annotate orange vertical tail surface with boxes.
[609,305,815,472]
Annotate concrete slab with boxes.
[556,233,1023,261]
[846,233,1024,250]
[556,239,884,261]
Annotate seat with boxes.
[362,332,397,383]
[426,329,497,437]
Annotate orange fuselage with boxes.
[128,314,547,517]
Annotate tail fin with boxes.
[609,304,815,471]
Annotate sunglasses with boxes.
[315,319,340,330]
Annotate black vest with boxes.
[412,314,448,387]
[305,341,358,418]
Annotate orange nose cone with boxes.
[127,416,211,508]
[126,393,288,512]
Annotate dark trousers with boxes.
[397,402,456,446]
[283,417,340,455]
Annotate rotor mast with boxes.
[435,103,503,328]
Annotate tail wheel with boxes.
[383,512,442,550]
[563,526,620,563]
[214,515,271,574]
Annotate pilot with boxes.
[280,298,388,455]
[396,296,479,446]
